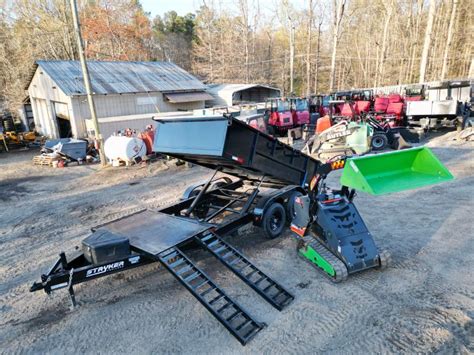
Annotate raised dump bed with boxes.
[153,116,320,186]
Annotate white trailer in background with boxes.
[406,79,473,129]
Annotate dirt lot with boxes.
[1,134,473,354]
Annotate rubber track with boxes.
[299,235,349,283]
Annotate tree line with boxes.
[0,0,472,113]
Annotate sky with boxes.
[140,0,204,17]
[140,0,309,18]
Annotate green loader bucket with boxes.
[340,147,454,195]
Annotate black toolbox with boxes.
[82,229,130,264]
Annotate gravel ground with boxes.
[0,134,473,354]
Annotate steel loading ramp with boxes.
[96,209,293,345]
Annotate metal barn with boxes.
[26,60,213,139]
[207,84,280,107]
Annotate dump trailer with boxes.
[30,115,453,345]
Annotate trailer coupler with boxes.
[30,252,154,307]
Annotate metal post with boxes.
[69,0,107,166]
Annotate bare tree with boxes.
[441,0,458,80]
[329,0,346,92]
[419,0,436,83]
[305,0,313,95]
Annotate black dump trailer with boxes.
[30,115,386,345]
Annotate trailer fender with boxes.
[252,185,305,226]
[181,177,233,200]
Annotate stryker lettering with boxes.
[86,261,124,277]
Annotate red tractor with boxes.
[373,94,405,127]
[290,97,310,126]
[265,98,294,135]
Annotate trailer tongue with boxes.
[30,115,453,345]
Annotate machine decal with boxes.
[86,261,125,277]
[129,256,140,264]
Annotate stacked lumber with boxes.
[32,155,63,166]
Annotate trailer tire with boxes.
[262,202,286,239]
[371,134,388,150]
[189,189,210,219]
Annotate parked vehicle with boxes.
[290,97,310,126]
[406,80,473,129]
[265,98,294,135]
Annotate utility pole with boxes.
[289,19,295,95]
[70,0,107,166]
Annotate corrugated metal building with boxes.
[207,84,280,107]
[26,60,213,139]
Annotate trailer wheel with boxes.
[190,189,210,219]
[286,191,303,223]
[262,202,286,239]
[371,134,388,150]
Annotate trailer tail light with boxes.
[331,160,345,170]
[231,155,245,164]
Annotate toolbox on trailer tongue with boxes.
[82,229,130,264]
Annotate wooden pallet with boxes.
[32,155,61,166]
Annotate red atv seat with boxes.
[374,97,389,113]
[405,96,422,102]
[388,94,403,103]
[386,102,404,119]
[356,101,371,113]
[341,103,355,117]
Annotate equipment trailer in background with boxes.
[31,115,453,345]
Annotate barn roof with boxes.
[28,60,206,96]
[207,83,280,96]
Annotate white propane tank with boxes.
[104,136,146,162]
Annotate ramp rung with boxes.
[207,239,220,248]
[226,310,241,322]
[209,294,225,305]
[246,269,258,278]
[263,284,275,292]
[184,272,200,283]
[213,245,227,254]
[200,234,214,242]
[254,275,266,286]
[157,247,263,345]
[200,286,215,297]
[236,319,252,331]
[169,258,185,269]
[222,251,234,260]
[228,257,242,266]
[176,265,192,276]
[196,232,294,311]
[193,279,209,290]
[217,302,232,313]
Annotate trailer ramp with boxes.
[158,247,264,345]
[197,232,294,311]
[100,209,290,345]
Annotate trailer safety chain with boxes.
[68,268,74,289]
[67,268,77,309]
